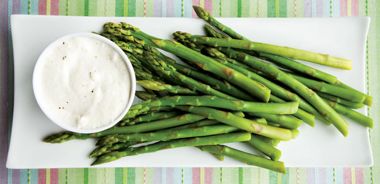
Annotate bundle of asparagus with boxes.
[43,6,373,173]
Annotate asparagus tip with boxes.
[43,132,75,143]
[192,6,208,19]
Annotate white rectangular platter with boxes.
[7,15,372,168]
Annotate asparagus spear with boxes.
[124,95,299,120]
[101,111,247,145]
[259,53,338,84]
[90,142,137,158]
[174,32,315,125]
[247,135,282,161]
[252,135,280,146]
[137,80,197,95]
[189,36,352,70]
[135,91,158,101]
[335,81,372,106]
[219,48,348,136]
[196,45,299,102]
[177,106,293,140]
[106,22,272,102]
[203,25,332,124]
[249,113,302,129]
[141,54,237,100]
[97,125,239,146]
[324,100,373,128]
[44,114,205,143]
[269,96,315,126]
[193,6,248,40]
[317,92,364,109]
[289,74,366,103]
[202,47,318,126]
[198,145,286,173]
[173,63,252,100]
[120,111,180,126]
[92,132,252,165]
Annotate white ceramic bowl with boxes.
[33,33,136,133]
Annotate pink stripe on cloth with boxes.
[205,168,213,184]
[343,168,352,184]
[13,170,20,184]
[50,0,59,15]
[38,170,46,184]
[192,168,200,184]
[38,0,47,14]
[12,0,21,13]
[304,0,312,17]
[318,168,327,184]
[50,169,58,184]
[204,0,212,14]
[166,168,174,184]
[352,0,358,16]
[316,0,323,17]
[307,168,315,184]
[355,168,364,184]
[166,0,174,17]
[340,0,347,16]
[192,0,200,17]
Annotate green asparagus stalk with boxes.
[190,36,352,70]
[97,125,239,146]
[99,119,224,147]
[252,135,280,146]
[204,23,229,39]
[173,63,252,100]
[137,80,197,95]
[92,132,251,165]
[141,54,237,100]
[200,47,299,102]
[203,25,332,122]
[249,113,302,129]
[219,48,348,136]
[198,145,286,173]
[169,111,246,130]
[324,100,373,128]
[44,114,205,143]
[269,95,315,126]
[135,91,158,100]
[317,92,364,109]
[174,33,317,125]
[259,53,338,84]
[123,95,299,120]
[193,6,248,40]
[247,135,282,161]
[201,47,315,126]
[335,81,372,106]
[177,106,293,140]
[255,118,268,125]
[106,22,272,102]
[151,40,271,102]
[120,111,180,126]
[90,142,137,158]
[289,74,366,103]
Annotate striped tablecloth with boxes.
[0,0,379,183]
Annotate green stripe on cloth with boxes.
[68,0,84,15]
[84,0,89,15]
[128,0,136,16]
[127,168,135,183]
[115,0,124,16]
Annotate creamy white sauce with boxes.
[37,36,130,130]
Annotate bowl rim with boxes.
[32,32,136,133]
